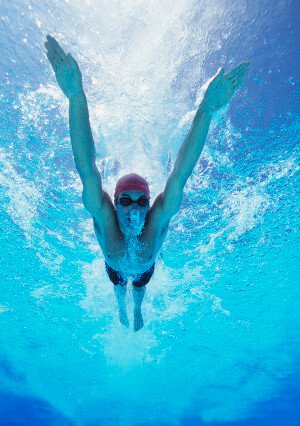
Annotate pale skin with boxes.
[45,35,249,331]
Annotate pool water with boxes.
[0,0,299,425]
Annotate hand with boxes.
[202,62,250,113]
[44,35,83,99]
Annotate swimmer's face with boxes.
[115,190,150,237]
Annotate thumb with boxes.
[212,67,224,84]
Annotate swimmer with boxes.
[45,35,249,331]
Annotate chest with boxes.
[93,212,169,274]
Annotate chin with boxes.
[124,222,144,237]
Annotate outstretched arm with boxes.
[159,62,250,219]
[45,35,98,179]
[45,35,104,218]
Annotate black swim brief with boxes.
[105,262,155,288]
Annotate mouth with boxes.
[128,218,141,226]
[128,211,140,223]
[126,213,144,235]
[126,217,135,227]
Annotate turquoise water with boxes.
[0,0,299,425]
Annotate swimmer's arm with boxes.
[174,62,250,186]
[159,62,250,219]
[157,106,212,219]
[69,94,111,219]
[172,104,212,187]
[44,35,100,180]
[69,92,100,180]
[45,35,105,217]
[69,93,106,216]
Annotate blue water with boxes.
[0,0,299,425]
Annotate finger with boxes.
[66,52,79,71]
[230,69,249,85]
[46,52,57,73]
[226,62,250,80]
[229,68,249,84]
[45,41,63,64]
[46,47,64,66]
[46,50,65,74]
[46,35,67,60]
[229,64,249,81]
[48,54,64,73]
[45,40,59,58]
[46,48,57,65]
[45,43,56,60]
[230,61,250,74]
[233,79,246,92]
[46,35,67,59]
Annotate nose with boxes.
[130,202,139,210]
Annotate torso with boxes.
[92,192,170,276]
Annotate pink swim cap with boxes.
[114,173,150,204]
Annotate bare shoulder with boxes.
[100,191,115,217]
[92,191,116,229]
[102,190,114,207]
[147,192,171,231]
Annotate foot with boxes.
[119,307,129,328]
[134,308,144,332]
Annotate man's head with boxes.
[114,173,150,237]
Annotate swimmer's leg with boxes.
[105,262,129,328]
[132,286,146,332]
[114,284,129,328]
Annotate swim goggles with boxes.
[118,196,149,207]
